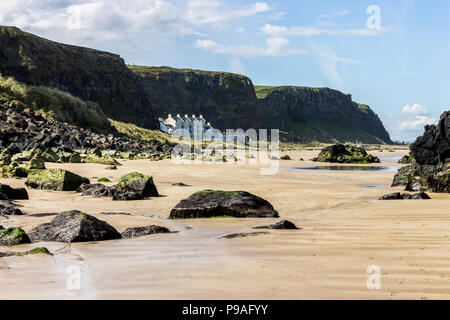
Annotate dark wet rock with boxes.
[112,192,143,201]
[0,227,31,246]
[313,144,380,163]
[253,220,299,230]
[29,210,122,242]
[172,182,190,186]
[100,212,131,216]
[220,232,270,239]
[115,172,159,199]
[378,192,403,200]
[280,155,292,160]
[121,225,171,238]
[169,190,279,219]
[378,192,431,200]
[0,206,24,216]
[410,111,450,166]
[406,192,431,200]
[25,169,89,191]
[77,183,116,198]
[0,183,29,200]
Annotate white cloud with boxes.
[261,23,390,37]
[194,37,307,58]
[399,115,437,131]
[184,1,270,28]
[0,0,272,44]
[401,103,429,115]
[230,58,245,74]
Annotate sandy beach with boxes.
[1,149,450,300]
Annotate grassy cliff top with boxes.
[254,85,331,99]
[127,65,248,78]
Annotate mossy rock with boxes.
[0,227,31,246]
[84,155,120,166]
[4,247,53,257]
[98,177,111,183]
[41,148,60,163]
[25,169,90,191]
[116,172,159,198]
[29,154,46,170]
[68,153,82,163]
[313,144,380,164]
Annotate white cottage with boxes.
[159,113,213,140]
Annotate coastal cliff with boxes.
[0,26,392,144]
[256,86,392,144]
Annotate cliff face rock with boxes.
[392,111,450,193]
[0,26,156,128]
[129,66,266,131]
[256,86,392,144]
[410,111,450,166]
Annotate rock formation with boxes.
[169,190,279,219]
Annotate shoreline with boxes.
[2,149,450,300]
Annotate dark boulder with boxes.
[378,192,431,200]
[280,155,292,160]
[169,190,279,219]
[29,210,122,242]
[1,206,24,215]
[121,225,171,238]
[254,220,299,230]
[77,183,117,198]
[0,183,29,200]
[0,227,31,246]
[220,232,270,239]
[410,111,450,166]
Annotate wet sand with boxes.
[1,149,450,300]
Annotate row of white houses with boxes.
[158,114,215,139]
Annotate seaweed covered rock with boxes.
[378,192,431,200]
[0,227,31,245]
[1,247,53,257]
[29,210,121,242]
[0,183,29,200]
[121,225,171,238]
[220,232,270,239]
[114,172,159,199]
[25,169,89,191]
[313,144,380,164]
[29,153,46,170]
[169,190,279,219]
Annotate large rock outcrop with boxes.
[393,111,450,193]
[29,210,122,242]
[169,190,279,219]
[313,144,380,163]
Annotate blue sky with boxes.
[1,0,449,142]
